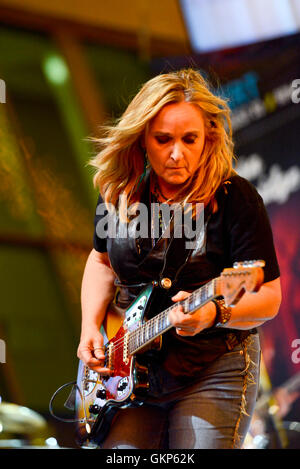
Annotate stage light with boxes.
[45,437,59,447]
[43,55,69,86]
[181,0,300,52]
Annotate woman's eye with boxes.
[155,135,197,144]
[183,136,196,144]
[155,136,171,144]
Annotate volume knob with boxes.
[89,404,100,414]
[96,389,106,399]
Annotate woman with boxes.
[77,69,281,449]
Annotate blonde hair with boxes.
[90,68,235,212]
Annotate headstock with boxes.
[220,260,265,306]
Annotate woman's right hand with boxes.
[77,326,111,374]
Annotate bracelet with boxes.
[212,298,232,328]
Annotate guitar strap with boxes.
[114,173,209,307]
[137,207,197,290]
[157,214,194,287]
[133,173,207,289]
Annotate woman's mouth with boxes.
[166,167,185,170]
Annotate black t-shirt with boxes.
[93,174,280,388]
[94,174,280,284]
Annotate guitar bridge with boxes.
[108,342,114,370]
[123,332,129,365]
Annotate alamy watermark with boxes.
[95,196,204,249]
[0,79,6,103]
[291,79,300,104]
[291,338,300,364]
[0,339,6,363]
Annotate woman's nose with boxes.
[170,143,184,161]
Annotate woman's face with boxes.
[144,101,206,196]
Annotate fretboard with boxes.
[128,277,220,354]
[284,372,300,394]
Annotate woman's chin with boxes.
[163,175,188,187]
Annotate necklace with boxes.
[150,179,170,247]
[153,179,172,202]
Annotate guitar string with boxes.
[103,283,210,353]
[102,302,174,351]
[101,304,182,358]
[115,281,216,355]
[103,271,252,358]
[103,308,172,356]
[95,271,254,367]
[123,279,214,350]
[102,294,188,353]
[105,280,216,355]
[101,280,217,357]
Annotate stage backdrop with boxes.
[152,33,300,421]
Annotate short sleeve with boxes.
[93,193,108,253]
[225,176,280,283]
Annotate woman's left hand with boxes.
[168,290,217,336]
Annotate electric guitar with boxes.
[75,260,265,446]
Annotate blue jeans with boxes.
[100,333,260,449]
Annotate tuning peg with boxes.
[251,260,266,268]
[233,261,246,268]
[233,260,265,269]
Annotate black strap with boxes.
[139,179,198,286]
[157,216,193,286]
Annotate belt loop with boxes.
[225,332,239,351]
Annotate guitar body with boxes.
[74,260,265,446]
[75,282,162,446]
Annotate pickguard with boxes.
[123,295,148,328]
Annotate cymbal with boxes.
[0,402,47,435]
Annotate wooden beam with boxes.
[0,5,191,58]
[53,29,107,137]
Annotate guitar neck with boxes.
[281,372,300,394]
[255,372,300,415]
[128,277,221,354]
